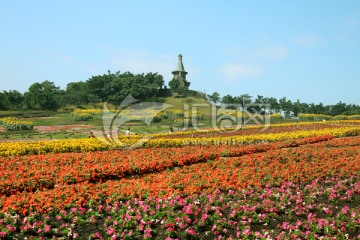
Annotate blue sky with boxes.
[1,1,359,105]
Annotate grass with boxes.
[0,96,302,140]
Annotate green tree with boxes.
[86,71,114,103]
[169,78,187,94]
[25,81,62,110]
[3,90,23,109]
[291,99,303,118]
[222,94,235,104]
[208,91,220,104]
[329,101,348,116]
[65,81,89,105]
[234,94,252,108]
[279,97,292,118]
[0,92,10,110]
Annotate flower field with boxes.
[0,117,34,131]
[1,121,360,156]
[0,122,359,239]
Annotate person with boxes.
[169,126,174,133]
[125,128,130,136]
[89,131,95,138]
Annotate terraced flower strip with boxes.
[0,178,359,239]
[1,136,359,216]
[1,124,359,156]
[0,117,34,131]
[151,121,359,139]
[0,135,333,196]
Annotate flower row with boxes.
[0,135,334,196]
[1,136,359,216]
[0,177,359,239]
[0,117,33,131]
[1,124,360,156]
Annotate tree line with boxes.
[0,71,166,111]
[0,70,359,117]
[207,92,360,117]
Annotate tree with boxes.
[169,78,187,94]
[0,92,10,110]
[222,94,235,104]
[291,99,303,118]
[264,97,280,113]
[86,71,113,103]
[65,81,89,105]
[3,90,23,110]
[208,92,220,104]
[329,101,348,116]
[234,94,252,108]
[279,97,292,118]
[25,81,62,110]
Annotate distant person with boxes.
[125,128,130,136]
[169,126,174,133]
[89,132,95,138]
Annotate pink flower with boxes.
[342,206,349,214]
[254,232,263,238]
[323,207,330,214]
[185,228,197,235]
[212,225,217,231]
[107,227,116,235]
[282,222,289,230]
[243,228,251,236]
[93,232,101,239]
[183,216,192,224]
[44,224,51,233]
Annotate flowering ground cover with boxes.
[1,121,360,156]
[151,121,360,140]
[0,135,332,197]
[0,132,359,239]
[34,125,93,133]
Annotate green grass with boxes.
[0,96,304,140]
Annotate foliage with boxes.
[73,113,93,121]
[169,78,188,94]
[0,117,34,131]
[24,80,64,110]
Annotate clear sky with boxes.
[1,1,359,105]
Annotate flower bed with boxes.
[0,177,359,239]
[0,130,359,239]
[1,122,360,156]
[0,117,33,131]
[0,135,333,196]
